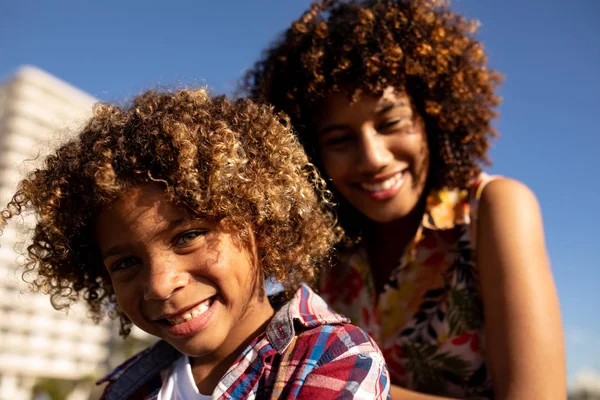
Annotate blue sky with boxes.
[2,0,599,387]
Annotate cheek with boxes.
[416,140,430,180]
[402,133,429,178]
[319,158,348,196]
[414,121,430,169]
[211,244,257,295]
[319,151,349,182]
[113,287,138,318]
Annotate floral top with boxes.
[320,174,497,399]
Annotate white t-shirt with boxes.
[158,355,213,400]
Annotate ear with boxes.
[245,226,264,265]
[245,227,272,300]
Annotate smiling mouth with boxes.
[164,297,215,326]
[359,171,405,193]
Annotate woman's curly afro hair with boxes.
[245,0,502,191]
[0,88,340,335]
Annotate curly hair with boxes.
[244,0,502,193]
[0,88,340,335]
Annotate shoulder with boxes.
[292,323,382,367]
[477,177,543,233]
[476,177,544,240]
[98,344,155,386]
[474,176,549,275]
[286,284,350,328]
[281,324,390,399]
[98,341,181,400]
[479,177,539,210]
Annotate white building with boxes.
[0,66,111,400]
[569,370,600,400]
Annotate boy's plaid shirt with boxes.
[99,284,390,399]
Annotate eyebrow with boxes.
[102,244,131,261]
[317,101,411,136]
[101,217,191,261]
[317,124,350,136]
[167,217,188,230]
[375,101,410,114]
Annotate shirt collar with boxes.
[98,284,349,394]
[266,284,350,354]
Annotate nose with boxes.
[356,128,393,174]
[143,256,188,301]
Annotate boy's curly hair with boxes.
[245,0,502,192]
[0,88,340,335]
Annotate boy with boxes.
[1,88,390,399]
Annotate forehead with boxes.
[94,184,241,240]
[94,185,181,240]
[317,87,412,119]
[102,184,181,220]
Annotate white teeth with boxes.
[199,302,209,314]
[166,297,213,325]
[360,172,404,192]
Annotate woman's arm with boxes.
[476,178,566,399]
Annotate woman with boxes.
[245,0,566,398]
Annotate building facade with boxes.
[0,66,113,400]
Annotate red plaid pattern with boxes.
[99,285,390,399]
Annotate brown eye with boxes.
[111,257,140,272]
[320,131,356,150]
[379,120,399,130]
[325,135,350,146]
[377,118,411,132]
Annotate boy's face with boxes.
[95,184,274,360]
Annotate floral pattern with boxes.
[320,174,496,399]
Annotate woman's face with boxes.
[315,87,429,224]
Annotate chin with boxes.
[362,203,414,224]
[172,338,219,358]
[366,213,408,224]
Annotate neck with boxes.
[190,296,275,395]
[366,195,427,290]
[372,205,423,248]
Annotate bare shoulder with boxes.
[476,176,547,262]
[479,177,539,211]
[477,177,543,232]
